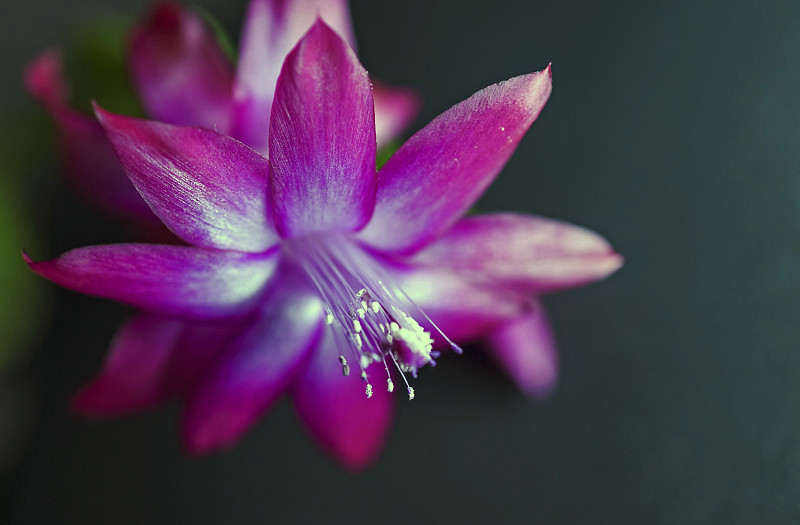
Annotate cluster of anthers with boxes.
[326,285,461,400]
[286,234,462,400]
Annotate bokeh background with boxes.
[3,0,800,523]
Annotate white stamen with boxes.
[285,233,458,402]
[366,384,373,398]
[407,387,415,400]
[338,356,350,376]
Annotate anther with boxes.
[407,387,415,400]
[338,356,350,377]
[366,384,373,398]
[387,378,395,392]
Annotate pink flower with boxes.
[26,8,622,469]
[24,0,419,225]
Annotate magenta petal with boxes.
[24,51,155,224]
[293,332,393,471]
[269,20,376,237]
[161,320,248,398]
[95,107,277,251]
[373,81,421,149]
[485,301,558,398]
[410,212,624,294]
[232,0,356,151]
[396,267,524,343]
[25,244,277,319]
[359,66,553,253]
[182,269,323,453]
[72,313,184,416]
[128,3,234,130]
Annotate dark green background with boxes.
[3,0,800,523]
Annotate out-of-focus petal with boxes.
[485,301,558,398]
[410,213,623,294]
[24,50,155,224]
[269,21,376,237]
[395,267,523,343]
[232,0,356,151]
[293,331,393,471]
[182,266,323,453]
[72,313,184,415]
[128,3,234,130]
[359,66,553,254]
[95,107,277,252]
[25,244,277,319]
[373,81,421,149]
[161,319,248,398]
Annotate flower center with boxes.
[284,233,461,399]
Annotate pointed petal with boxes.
[410,213,623,294]
[485,301,558,398]
[373,81,421,149]
[182,267,323,453]
[25,244,277,319]
[359,66,553,253]
[95,107,277,251]
[72,313,184,415]
[24,51,156,224]
[232,0,356,151]
[396,267,524,343]
[128,3,234,130]
[293,332,393,471]
[269,20,376,237]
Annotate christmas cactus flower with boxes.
[25,0,419,224]
[27,21,622,469]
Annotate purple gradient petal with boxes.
[182,266,323,453]
[95,107,277,252]
[373,80,421,149]
[410,212,624,294]
[232,0,356,151]
[269,20,376,237]
[395,267,524,343]
[72,313,184,416]
[485,301,558,398]
[293,331,393,471]
[359,66,553,254]
[24,51,155,224]
[128,3,235,130]
[25,244,277,319]
[161,319,249,398]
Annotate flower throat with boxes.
[285,233,462,399]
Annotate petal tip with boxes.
[90,101,110,122]
[24,49,65,106]
[520,377,558,400]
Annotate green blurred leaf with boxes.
[376,142,401,170]
[65,15,143,116]
[194,5,239,64]
[0,174,48,372]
